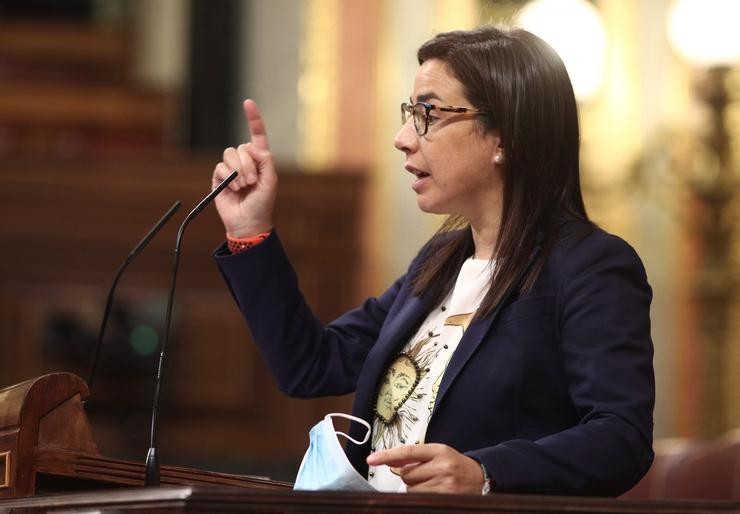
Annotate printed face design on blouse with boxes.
[375,353,420,424]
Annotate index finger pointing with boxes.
[243,99,271,151]
[367,445,433,467]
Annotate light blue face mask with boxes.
[293,413,377,492]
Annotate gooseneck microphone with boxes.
[144,170,238,486]
[87,200,182,398]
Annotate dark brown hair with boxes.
[411,26,590,317]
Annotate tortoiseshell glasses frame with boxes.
[401,101,489,136]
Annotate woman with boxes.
[212,26,654,496]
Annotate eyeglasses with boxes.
[401,101,489,136]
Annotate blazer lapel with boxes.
[429,297,503,418]
[431,243,542,418]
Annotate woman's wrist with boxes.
[226,222,273,239]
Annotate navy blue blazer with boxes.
[214,221,654,496]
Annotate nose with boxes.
[394,117,418,154]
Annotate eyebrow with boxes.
[414,92,442,103]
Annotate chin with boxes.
[416,197,450,215]
[415,199,436,214]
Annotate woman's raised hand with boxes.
[212,99,277,237]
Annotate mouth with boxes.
[405,165,430,179]
[406,165,430,192]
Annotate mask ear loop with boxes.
[325,413,371,445]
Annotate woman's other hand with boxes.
[367,443,487,494]
[212,99,277,237]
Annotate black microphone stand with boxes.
[144,171,238,486]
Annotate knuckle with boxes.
[214,163,227,175]
[440,460,455,475]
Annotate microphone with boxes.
[144,170,238,486]
[87,201,182,398]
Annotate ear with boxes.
[488,131,504,166]
[493,145,505,165]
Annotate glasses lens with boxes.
[401,103,411,125]
[412,103,427,136]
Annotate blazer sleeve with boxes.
[214,230,405,398]
[467,232,655,496]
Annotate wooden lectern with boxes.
[0,373,289,500]
[2,373,740,513]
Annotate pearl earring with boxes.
[494,153,504,164]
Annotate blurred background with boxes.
[0,0,738,483]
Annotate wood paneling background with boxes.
[0,155,365,481]
[0,15,368,482]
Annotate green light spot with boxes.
[130,325,159,355]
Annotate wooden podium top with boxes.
[0,373,290,500]
[0,486,739,513]
[2,374,740,512]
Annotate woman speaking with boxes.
[211,26,654,496]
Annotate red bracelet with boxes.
[227,231,271,254]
